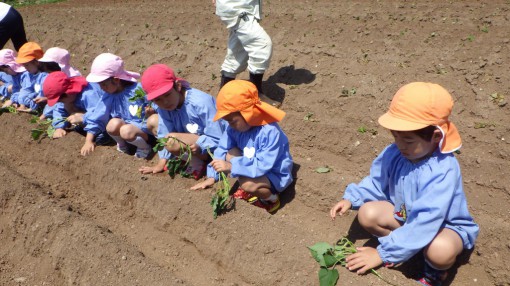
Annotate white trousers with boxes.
[221,14,272,77]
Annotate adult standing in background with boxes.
[214,0,272,96]
[0,2,28,51]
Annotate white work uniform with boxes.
[216,0,272,76]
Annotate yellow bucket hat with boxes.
[378,82,461,153]
[214,80,285,126]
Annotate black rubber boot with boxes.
[220,72,235,89]
[249,72,281,107]
[249,72,264,94]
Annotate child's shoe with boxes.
[417,263,447,286]
[252,195,280,213]
[134,147,152,159]
[184,156,207,180]
[95,131,112,146]
[233,188,258,202]
[116,143,130,154]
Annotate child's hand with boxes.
[7,84,12,94]
[68,113,84,125]
[145,106,155,117]
[16,104,30,112]
[345,247,383,274]
[81,141,95,156]
[330,199,352,220]
[139,165,164,174]
[52,128,67,139]
[34,97,47,104]
[190,143,202,155]
[209,159,231,173]
[190,177,215,190]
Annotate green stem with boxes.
[370,269,398,286]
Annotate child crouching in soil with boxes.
[329,82,479,286]
[191,80,293,213]
[0,49,26,101]
[5,42,47,112]
[42,71,111,155]
[138,64,227,179]
[86,53,154,159]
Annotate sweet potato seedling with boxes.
[153,137,193,178]
[29,116,67,141]
[206,147,234,219]
[308,237,396,286]
[129,87,152,120]
[0,106,18,115]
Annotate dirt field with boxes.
[1,1,509,285]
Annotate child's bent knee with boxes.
[106,118,123,134]
[424,229,463,268]
[239,180,256,193]
[358,203,382,225]
[119,125,137,141]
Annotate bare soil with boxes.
[1,1,509,285]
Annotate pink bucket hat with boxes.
[0,49,26,73]
[141,64,189,100]
[39,47,82,77]
[86,53,140,83]
[378,82,462,153]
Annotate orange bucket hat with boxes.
[378,82,461,153]
[213,80,285,126]
[15,42,44,64]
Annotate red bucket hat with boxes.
[378,82,462,153]
[213,80,285,126]
[141,64,176,100]
[141,64,190,100]
[43,71,88,107]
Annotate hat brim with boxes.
[46,96,60,107]
[86,73,110,83]
[8,63,26,73]
[15,57,35,64]
[38,56,55,63]
[378,112,429,131]
[213,110,231,121]
[147,82,174,101]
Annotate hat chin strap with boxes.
[436,124,461,154]
[436,125,446,153]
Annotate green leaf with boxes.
[129,86,146,102]
[153,137,169,152]
[323,253,338,268]
[29,115,39,124]
[318,268,339,286]
[46,125,56,139]
[315,166,331,173]
[31,129,43,141]
[308,242,333,267]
